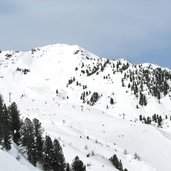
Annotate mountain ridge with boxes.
[0,43,171,119]
[1,44,171,171]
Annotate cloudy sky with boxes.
[0,0,171,68]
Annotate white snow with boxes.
[0,149,30,171]
[0,44,171,171]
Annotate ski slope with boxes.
[0,44,171,171]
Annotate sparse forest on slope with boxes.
[0,44,171,171]
[1,44,171,117]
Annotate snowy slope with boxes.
[0,44,171,118]
[0,149,28,171]
[0,44,171,171]
[0,147,38,171]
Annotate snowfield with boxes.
[0,44,171,171]
[0,148,33,171]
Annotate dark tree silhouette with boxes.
[71,156,86,171]
[9,102,22,145]
[52,139,66,171]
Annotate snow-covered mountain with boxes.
[1,44,171,171]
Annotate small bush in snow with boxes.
[134,153,140,160]
[91,150,95,156]
[95,139,98,144]
[124,149,128,155]
[87,162,91,167]
[16,154,21,160]
[86,153,90,158]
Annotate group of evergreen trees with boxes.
[21,117,44,167]
[139,114,163,127]
[109,154,128,171]
[0,95,20,150]
[41,135,66,171]
[122,65,171,105]
[80,91,100,106]
[0,94,87,171]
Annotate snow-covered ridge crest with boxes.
[0,43,171,117]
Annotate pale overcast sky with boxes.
[0,0,171,68]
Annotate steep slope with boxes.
[19,100,170,171]
[0,147,37,171]
[0,44,171,171]
[0,149,29,171]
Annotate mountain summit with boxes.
[0,44,171,118]
[0,44,171,171]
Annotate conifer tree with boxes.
[66,163,71,171]
[146,116,152,125]
[152,114,157,123]
[52,139,66,171]
[2,104,12,150]
[158,116,163,127]
[21,118,36,165]
[110,98,114,105]
[157,91,161,100]
[71,156,86,171]
[163,81,169,96]
[139,115,142,121]
[43,135,53,171]
[32,118,44,163]
[139,92,147,106]
[21,118,33,146]
[9,102,22,145]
